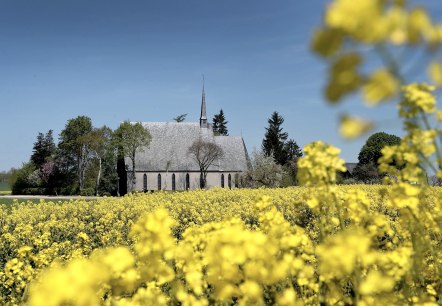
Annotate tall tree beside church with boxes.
[82,126,114,196]
[58,116,93,192]
[113,121,152,192]
[31,130,56,168]
[212,109,229,136]
[262,111,288,165]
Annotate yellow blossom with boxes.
[339,114,374,139]
[363,69,399,105]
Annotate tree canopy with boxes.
[262,111,289,165]
[13,117,120,196]
[188,138,223,189]
[353,132,402,183]
[243,150,286,188]
[58,116,93,191]
[358,132,401,166]
[114,121,152,192]
[212,109,228,136]
[30,130,56,168]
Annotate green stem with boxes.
[375,43,405,84]
[420,111,442,174]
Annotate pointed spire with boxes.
[200,75,208,128]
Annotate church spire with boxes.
[200,75,208,128]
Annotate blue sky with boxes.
[1,0,441,171]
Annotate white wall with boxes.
[133,171,241,191]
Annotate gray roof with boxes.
[345,163,358,174]
[130,122,249,172]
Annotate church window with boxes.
[172,173,176,191]
[221,174,225,188]
[235,173,239,188]
[143,174,147,191]
[228,174,232,189]
[157,174,161,190]
[186,173,190,190]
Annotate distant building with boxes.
[127,84,250,191]
[344,163,358,175]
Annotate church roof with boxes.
[132,122,249,172]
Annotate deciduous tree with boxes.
[243,150,286,188]
[82,126,114,196]
[354,132,401,183]
[188,138,224,189]
[114,122,151,192]
[58,116,93,191]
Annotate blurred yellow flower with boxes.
[428,62,442,86]
[339,114,374,139]
[363,69,399,105]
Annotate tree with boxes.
[262,111,288,165]
[284,139,303,161]
[173,114,187,122]
[58,116,93,192]
[188,138,224,189]
[30,130,56,168]
[82,126,114,196]
[243,150,286,188]
[358,132,401,166]
[11,162,38,195]
[114,121,152,192]
[354,132,401,183]
[212,109,229,136]
[352,162,382,184]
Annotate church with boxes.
[128,85,250,191]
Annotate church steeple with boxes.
[200,76,208,128]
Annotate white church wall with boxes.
[134,171,241,191]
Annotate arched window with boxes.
[157,174,161,190]
[228,174,232,189]
[200,173,204,189]
[235,173,239,188]
[186,173,190,190]
[172,173,176,191]
[143,174,147,191]
[221,174,225,188]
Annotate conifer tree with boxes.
[262,111,288,165]
[284,139,303,161]
[31,130,56,167]
[212,109,229,136]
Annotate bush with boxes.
[80,188,95,196]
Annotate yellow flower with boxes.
[363,69,399,105]
[325,0,388,43]
[359,270,395,295]
[298,141,346,186]
[428,62,442,87]
[311,28,343,57]
[317,229,371,280]
[339,114,374,139]
[407,8,432,44]
[326,53,363,103]
[400,83,436,117]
